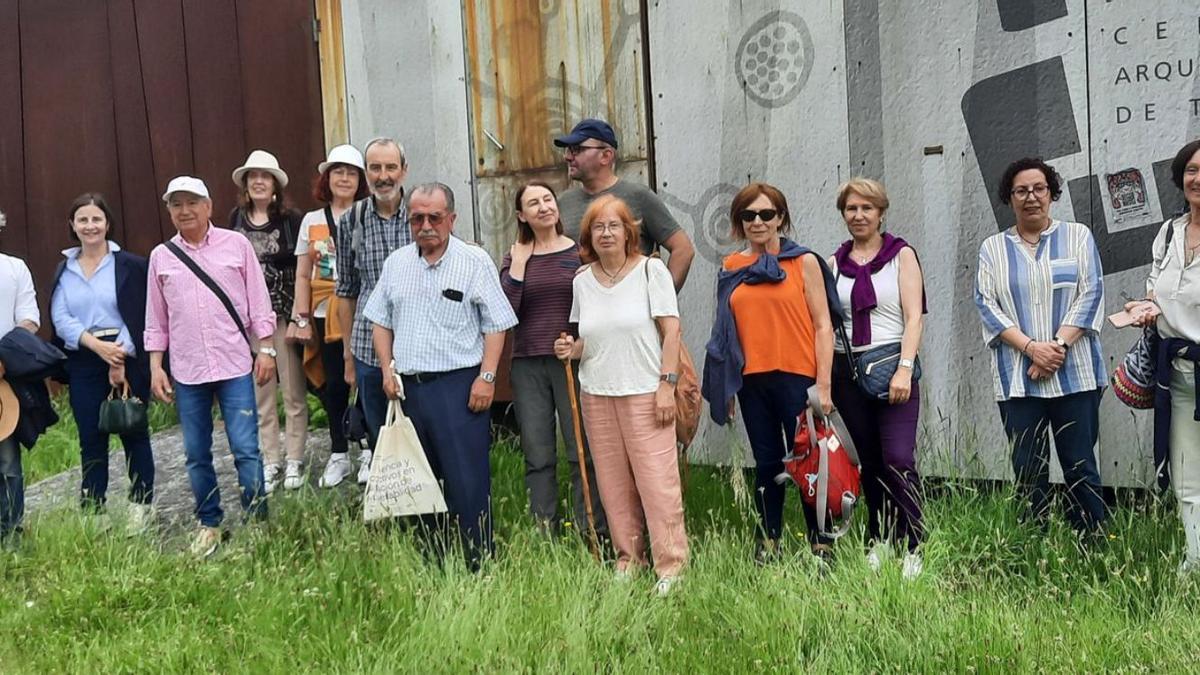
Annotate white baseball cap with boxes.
[318,144,366,174]
[161,176,211,203]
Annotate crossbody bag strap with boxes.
[164,241,253,353]
[324,205,338,240]
[828,256,858,379]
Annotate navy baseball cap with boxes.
[553,118,619,149]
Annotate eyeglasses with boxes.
[592,222,624,234]
[564,144,608,156]
[737,209,780,223]
[1011,185,1049,200]
[410,212,447,226]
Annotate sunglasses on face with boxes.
[410,212,447,227]
[737,209,780,223]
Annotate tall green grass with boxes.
[3,435,1199,672]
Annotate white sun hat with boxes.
[232,149,289,189]
[318,144,366,174]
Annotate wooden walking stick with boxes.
[561,332,601,561]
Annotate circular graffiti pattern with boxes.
[734,11,815,109]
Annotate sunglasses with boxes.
[737,208,781,223]
[410,212,447,227]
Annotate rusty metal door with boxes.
[462,0,654,261]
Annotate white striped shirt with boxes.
[363,236,518,374]
[974,220,1106,401]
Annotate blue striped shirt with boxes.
[973,220,1106,400]
[363,236,518,374]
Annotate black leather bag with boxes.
[98,383,149,435]
[853,343,921,400]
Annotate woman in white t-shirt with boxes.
[291,144,369,489]
[1128,138,1200,575]
[553,195,687,597]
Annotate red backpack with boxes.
[777,399,861,539]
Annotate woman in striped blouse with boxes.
[500,181,607,538]
[974,157,1107,534]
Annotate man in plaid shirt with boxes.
[334,137,411,485]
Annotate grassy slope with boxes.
[3,430,1199,673]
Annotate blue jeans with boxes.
[175,374,267,527]
[354,357,387,451]
[0,436,22,539]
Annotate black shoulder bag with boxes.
[164,241,255,359]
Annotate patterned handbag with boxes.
[1112,325,1158,409]
[853,342,922,400]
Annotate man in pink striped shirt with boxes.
[145,176,278,558]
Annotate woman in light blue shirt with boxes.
[51,193,154,534]
[974,158,1107,535]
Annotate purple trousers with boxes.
[832,353,925,551]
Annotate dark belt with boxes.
[402,366,474,385]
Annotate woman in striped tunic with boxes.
[500,181,607,538]
[973,157,1108,534]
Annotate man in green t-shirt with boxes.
[554,119,695,291]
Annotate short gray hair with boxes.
[406,183,456,213]
[363,137,407,167]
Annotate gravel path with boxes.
[24,423,365,534]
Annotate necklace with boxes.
[598,256,628,283]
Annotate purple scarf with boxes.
[833,232,926,347]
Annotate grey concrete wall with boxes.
[341,0,1200,486]
[340,0,475,237]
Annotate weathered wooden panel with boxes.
[315,0,350,147]
[182,0,246,220]
[0,0,27,256]
[133,0,195,218]
[20,0,122,305]
[236,0,325,214]
[465,0,651,261]
[107,0,166,252]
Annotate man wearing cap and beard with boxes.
[334,137,412,484]
[145,177,278,558]
[554,118,695,291]
[0,207,40,542]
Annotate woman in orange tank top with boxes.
[713,183,836,565]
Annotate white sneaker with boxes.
[283,460,304,490]
[1177,557,1200,578]
[655,575,680,597]
[126,503,154,537]
[357,450,373,485]
[902,551,924,580]
[190,525,222,559]
[263,463,282,494]
[320,454,353,488]
[866,542,889,573]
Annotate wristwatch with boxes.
[1053,336,1069,350]
[660,372,679,385]
[478,371,496,384]
[898,358,915,370]
[293,317,309,329]
[258,346,278,358]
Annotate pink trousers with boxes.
[581,392,688,577]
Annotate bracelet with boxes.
[1021,338,1034,354]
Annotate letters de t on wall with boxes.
[964,1,1198,275]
